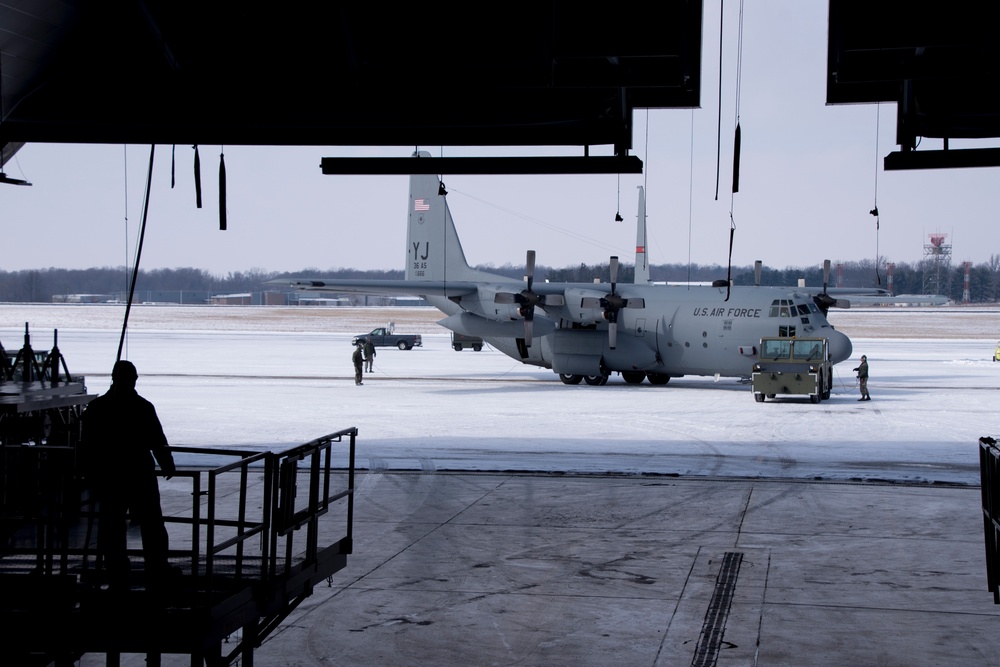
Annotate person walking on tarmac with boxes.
[81,359,178,588]
[853,354,870,401]
[352,342,364,385]
[363,336,376,373]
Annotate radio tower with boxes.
[963,261,972,303]
[922,233,951,296]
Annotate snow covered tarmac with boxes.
[2,304,997,484]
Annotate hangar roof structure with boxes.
[0,1,997,174]
[827,0,1000,170]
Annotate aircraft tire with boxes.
[810,394,820,404]
[621,371,646,384]
[559,374,583,385]
[647,373,670,385]
[584,374,607,386]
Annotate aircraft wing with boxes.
[268,278,479,298]
[822,287,890,296]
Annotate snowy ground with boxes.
[2,303,998,484]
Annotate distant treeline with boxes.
[2,256,1000,303]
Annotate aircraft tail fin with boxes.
[406,152,482,283]
[634,186,650,284]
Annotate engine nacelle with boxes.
[550,287,607,324]
[456,284,526,321]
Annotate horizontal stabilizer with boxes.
[437,312,556,339]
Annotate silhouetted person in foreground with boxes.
[82,360,177,587]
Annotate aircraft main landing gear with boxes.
[621,371,646,384]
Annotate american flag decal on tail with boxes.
[414,198,430,211]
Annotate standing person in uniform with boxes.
[352,342,364,385]
[363,336,376,373]
[81,360,177,587]
[853,354,870,401]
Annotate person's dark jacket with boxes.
[82,386,175,482]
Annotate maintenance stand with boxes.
[1,325,358,666]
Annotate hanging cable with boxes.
[615,173,622,221]
[725,0,745,302]
[688,109,695,287]
[122,145,129,357]
[714,0,725,201]
[871,104,882,286]
[117,145,155,363]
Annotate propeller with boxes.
[581,256,645,349]
[494,250,564,346]
[812,259,848,314]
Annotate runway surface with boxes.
[3,304,999,665]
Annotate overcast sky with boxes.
[3,2,998,276]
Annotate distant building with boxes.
[209,293,252,305]
[51,294,115,303]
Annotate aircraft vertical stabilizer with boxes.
[406,152,491,284]
[634,186,650,284]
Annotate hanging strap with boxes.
[193,144,202,208]
[219,148,227,230]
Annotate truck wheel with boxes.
[398,341,408,350]
[810,394,820,404]
[473,345,482,351]
[754,393,765,402]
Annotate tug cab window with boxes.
[796,340,822,360]
[761,339,791,359]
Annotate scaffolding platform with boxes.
[0,430,358,666]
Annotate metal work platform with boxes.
[0,430,358,666]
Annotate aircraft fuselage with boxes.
[429,283,851,380]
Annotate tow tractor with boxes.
[751,336,832,404]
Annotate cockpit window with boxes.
[796,303,810,315]
[769,299,796,318]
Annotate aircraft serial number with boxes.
[693,307,761,318]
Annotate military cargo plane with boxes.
[278,152,882,385]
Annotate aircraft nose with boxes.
[826,328,853,365]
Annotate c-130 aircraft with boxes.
[281,152,878,386]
